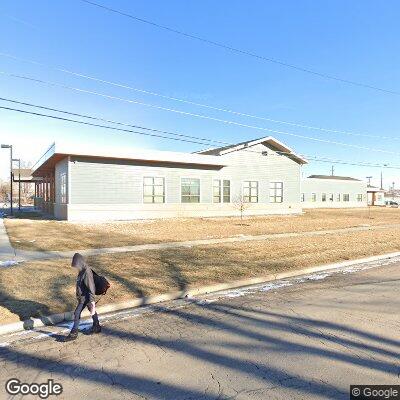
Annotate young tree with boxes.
[233,194,250,223]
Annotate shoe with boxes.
[64,329,78,342]
[90,323,102,334]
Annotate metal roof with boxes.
[31,142,227,176]
[307,175,361,181]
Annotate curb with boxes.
[1,250,399,335]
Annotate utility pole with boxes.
[1,144,13,215]
[12,158,21,210]
[380,171,383,190]
[331,165,334,176]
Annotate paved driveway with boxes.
[0,260,399,399]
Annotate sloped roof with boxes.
[197,136,307,165]
[307,175,361,181]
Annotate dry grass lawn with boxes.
[1,226,400,324]
[4,207,400,252]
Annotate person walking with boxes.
[64,253,102,341]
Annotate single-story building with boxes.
[367,186,385,206]
[301,175,367,208]
[31,137,307,221]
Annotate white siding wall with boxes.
[61,144,302,221]
[54,157,68,219]
[301,178,367,208]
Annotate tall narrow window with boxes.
[143,177,165,203]
[301,193,305,202]
[343,194,350,202]
[337,194,341,202]
[270,182,283,203]
[60,173,67,204]
[311,193,317,202]
[329,193,334,202]
[181,178,200,203]
[243,181,258,203]
[213,179,221,203]
[322,193,327,202]
[223,180,231,203]
[357,194,363,202]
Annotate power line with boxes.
[80,0,400,96]
[2,70,400,156]
[2,52,399,142]
[1,102,399,170]
[0,97,231,147]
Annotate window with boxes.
[357,194,363,202]
[311,193,317,202]
[343,194,350,202]
[213,179,231,203]
[213,179,221,203]
[301,193,305,202]
[223,180,231,203]
[322,193,327,202]
[181,178,200,203]
[336,193,341,202]
[270,181,283,203]
[143,177,165,203]
[60,173,67,204]
[329,193,334,202]
[243,181,258,203]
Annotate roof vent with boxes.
[262,151,268,156]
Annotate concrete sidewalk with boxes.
[12,222,400,263]
[0,217,16,263]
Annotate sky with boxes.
[1,0,400,189]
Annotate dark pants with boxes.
[72,300,99,331]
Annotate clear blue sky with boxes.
[1,0,400,188]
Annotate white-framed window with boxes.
[329,193,334,202]
[301,193,305,202]
[322,193,327,202]
[357,194,363,202]
[60,173,67,204]
[214,179,231,203]
[181,178,200,203]
[270,181,283,203]
[243,181,258,203]
[143,177,165,203]
[343,194,350,202]
[336,194,341,202]
[311,193,317,202]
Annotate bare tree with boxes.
[233,194,250,223]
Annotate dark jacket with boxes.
[72,253,96,304]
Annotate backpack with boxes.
[92,270,111,296]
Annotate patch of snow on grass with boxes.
[0,260,18,268]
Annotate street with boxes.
[0,259,399,399]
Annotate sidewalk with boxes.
[0,216,16,264]
[11,223,400,263]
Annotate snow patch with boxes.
[0,260,18,268]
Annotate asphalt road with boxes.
[0,259,399,399]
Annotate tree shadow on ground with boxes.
[2,298,397,398]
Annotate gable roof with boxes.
[197,136,307,165]
[307,175,361,181]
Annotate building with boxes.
[301,175,367,208]
[367,186,385,206]
[31,137,307,221]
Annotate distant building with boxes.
[301,175,367,208]
[31,137,307,221]
[367,186,385,206]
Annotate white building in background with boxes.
[301,175,367,208]
[367,186,385,206]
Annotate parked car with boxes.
[385,200,399,207]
